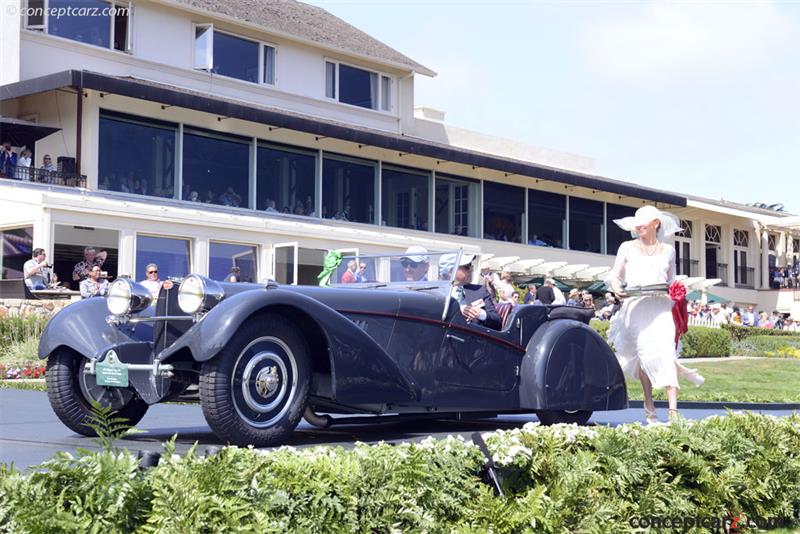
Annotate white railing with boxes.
[688,315,721,329]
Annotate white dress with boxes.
[606,240,680,389]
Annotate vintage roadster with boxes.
[39,251,627,447]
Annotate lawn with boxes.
[627,358,800,404]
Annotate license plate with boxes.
[95,350,129,388]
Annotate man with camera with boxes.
[80,265,109,299]
[23,248,52,290]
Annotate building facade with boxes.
[1,0,798,314]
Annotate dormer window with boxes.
[193,24,276,85]
[24,0,131,52]
[325,60,392,111]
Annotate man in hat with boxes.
[566,288,580,306]
[400,246,430,282]
[449,253,501,330]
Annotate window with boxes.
[209,242,257,282]
[794,238,800,255]
[0,227,33,279]
[435,174,479,237]
[705,224,721,244]
[733,230,752,288]
[257,143,316,215]
[322,154,376,223]
[528,190,566,248]
[33,0,131,52]
[605,202,636,255]
[325,61,391,111]
[569,197,604,253]
[182,128,250,208]
[678,219,693,238]
[381,165,430,230]
[194,25,276,85]
[768,233,777,251]
[483,182,524,243]
[272,244,326,285]
[135,235,190,282]
[54,225,118,290]
[733,229,749,247]
[98,111,177,199]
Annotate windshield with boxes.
[331,250,467,288]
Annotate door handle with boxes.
[446,333,465,343]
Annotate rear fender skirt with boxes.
[157,289,418,403]
[519,319,627,411]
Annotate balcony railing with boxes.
[710,262,729,286]
[735,266,755,289]
[676,258,699,277]
[0,167,87,188]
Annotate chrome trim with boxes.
[127,315,195,323]
[84,358,174,377]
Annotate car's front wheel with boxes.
[534,409,592,426]
[199,313,310,447]
[46,348,149,436]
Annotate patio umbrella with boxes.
[685,290,726,303]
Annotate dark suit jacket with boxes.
[537,285,555,305]
[461,283,502,330]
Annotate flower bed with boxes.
[0,363,46,380]
[1,413,799,532]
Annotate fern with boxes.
[82,400,144,451]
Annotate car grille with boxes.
[153,285,191,353]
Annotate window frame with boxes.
[192,24,278,87]
[24,0,133,53]
[323,58,394,113]
[208,240,259,282]
[133,233,193,282]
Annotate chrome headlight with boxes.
[107,279,152,316]
[178,274,224,314]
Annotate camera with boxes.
[100,271,109,279]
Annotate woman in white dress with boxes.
[606,205,704,424]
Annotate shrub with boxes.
[733,336,800,359]
[723,323,800,342]
[2,414,800,532]
[589,319,609,341]
[681,326,731,358]
[0,316,48,351]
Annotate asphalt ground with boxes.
[2,388,797,471]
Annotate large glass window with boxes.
[182,129,250,208]
[0,227,33,279]
[483,182,524,243]
[381,165,430,231]
[213,32,259,83]
[322,155,376,223]
[98,111,177,199]
[606,202,636,255]
[257,143,316,216]
[43,0,129,51]
[325,61,390,111]
[435,174,479,237]
[135,235,190,282]
[209,242,257,282]
[528,190,566,248]
[569,197,604,253]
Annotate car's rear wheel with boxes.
[534,409,592,426]
[199,313,310,447]
[46,348,149,436]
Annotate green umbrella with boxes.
[685,290,726,303]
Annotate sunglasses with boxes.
[147,270,158,274]
[401,260,421,268]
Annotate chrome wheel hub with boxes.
[255,366,280,397]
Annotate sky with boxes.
[306,0,800,214]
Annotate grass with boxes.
[0,337,39,367]
[627,358,800,403]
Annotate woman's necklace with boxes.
[637,239,661,256]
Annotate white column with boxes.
[697,219,707,279]
[193,237,209,276]
[761,229,770,289]
[118,229,136,279]
[33,208,53,258]
[726,226,735,288]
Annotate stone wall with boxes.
[0,298,78,319]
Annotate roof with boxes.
[0,70,687,207]
[161,0,436,76]
[686,194,797,218]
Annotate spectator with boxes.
[784,317,799,332]
[80,265,108,298]
[757,312,773,329]
[355,262,368,283]
[265,199,278,213]
[188,191,200,202]
[40,154,56,173]
[225,266,241,283]
[447,253,502,330]
[523,284,538,304]
[731,307,742,325]
[537,281,556,305]
[219,187,242,207]
[741,306,756,327]
[72,246,108,284]
[0,141,17,177]
[600,293,621,320]
[547,278,566,305]
[23,247,51,290]
[770,311,784,330]
[581,294,595,310]
[15,149,32,180]
[140,263,173,299]
[708,303,728,326]
[512,292,519,304]
[566,288,580,306]
[340,260,357,283]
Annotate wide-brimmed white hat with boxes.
[613,205,681,240]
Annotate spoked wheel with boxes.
[534,410,593,426]
[199,313,310,447]
[46,348,148,436]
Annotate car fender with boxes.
[157,288,418,403]
[519,319,627,411]
[38,298,155,360]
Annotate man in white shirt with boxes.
[23,248,51,290]
[140,263,173,299]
